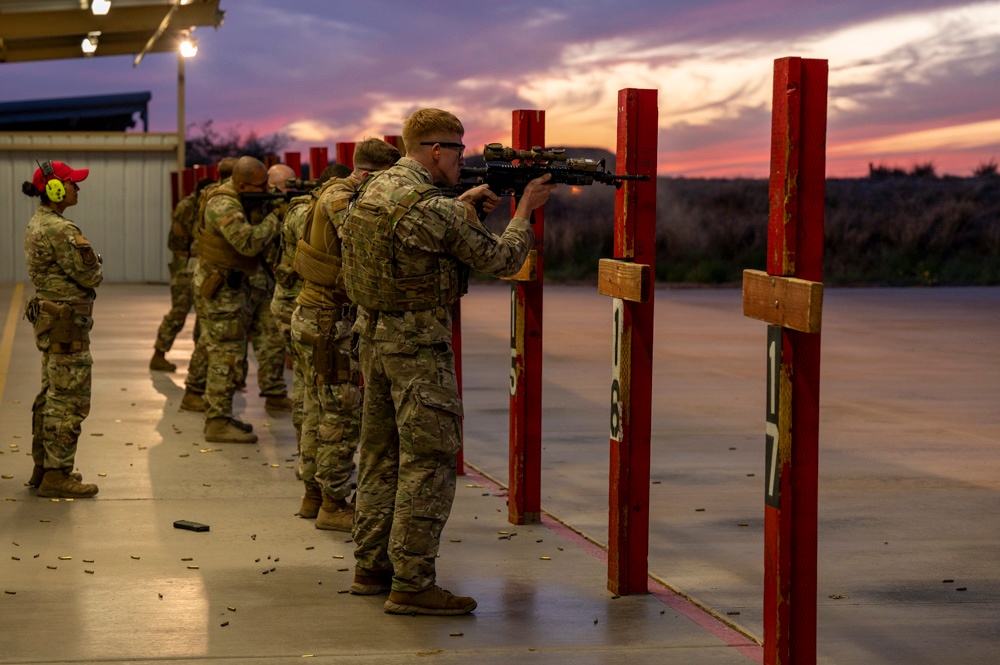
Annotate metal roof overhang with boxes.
[0,0,224,64]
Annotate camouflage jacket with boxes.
[271,193,313,306]
[198,181,281,274]
[349,157,534,345]
[24,206,103,303]
[168,192,198,254]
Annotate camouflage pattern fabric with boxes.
[270,195,312,432]
[24,206,103,470]
[346,158,533,591]
[290,305,361,499]
[184,309,208,394]
[352,336,461,591]
[192,185,279,420]
[154,193,200,353]
[247,269,287,397]
[153,254,195,354]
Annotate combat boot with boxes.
[28,464,82,488]
[204,417,258,444]
[350,569,394,595]
[149,350,176,372]
[37,468,99,499]
[230,417,254,433]
[297,482,322,519]
[314,495,354,531]
[384,585,477,615]
[179,389,205,412]
[264,394,294,411]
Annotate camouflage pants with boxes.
[247,278,287,397]
[290,305,361,499]
[352,335,463,592]
[184,317,208,393]
[192,266,251,420]
[271,296,304,434]
[31,310,94,470]
[153,253,194,354]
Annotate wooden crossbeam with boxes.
[742,269,823,333]
[501,250,538,282]
[597,259,651,303]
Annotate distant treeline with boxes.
[480,169,1000,286]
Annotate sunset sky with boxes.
[2,0,998,177]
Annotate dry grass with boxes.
[480,174,1000,286]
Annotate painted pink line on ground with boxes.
[464,466,763,663]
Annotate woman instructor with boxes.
[22,160,102,498]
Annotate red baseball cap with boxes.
[32,161,89,191]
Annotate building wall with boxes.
[0,132,178,284]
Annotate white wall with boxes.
[0,132,178,284]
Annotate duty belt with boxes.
[40,300,93,316]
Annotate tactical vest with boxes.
[294,180,347,288]
[342,174,464,312]
[194,183,259,272]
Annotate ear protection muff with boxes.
[40,161,66,202]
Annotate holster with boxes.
[312,309,355,385]
[200,270,225,300]
[28,298,91,353]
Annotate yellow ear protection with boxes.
[40,161,67,202]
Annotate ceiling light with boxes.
[91,0,111,15]
[180,34,198,58]
[81,31,100,56]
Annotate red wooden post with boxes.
[181,168,195,197]
[337,142,356,170]
[170,172,181,209]
[598,89,658,595]
[743,56,828,665]
[507,109,544,525]
[384,135,404,152]
[207,164,219,181]
[309,146,329,180]
[192,164,209,183]
[284,151,302,178]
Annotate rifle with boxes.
[441,142,649,199]
[238,188,310,205]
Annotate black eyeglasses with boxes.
[420,141,465,156]
[247,178,269,190]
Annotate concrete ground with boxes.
[1,282,997,665]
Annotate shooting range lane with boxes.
[0,283,997,664]
[0,283,755,665]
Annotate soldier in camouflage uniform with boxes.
[21,161,103,498]
[267,163,313,446]
[192,156,282,443]
[291,141,400,530]
[342,109,555,615]
[182,158,236,413]
[241,164,295,413]
[150,177,215,372]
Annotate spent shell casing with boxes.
[58,556,72,560]
[84,570,95,574]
